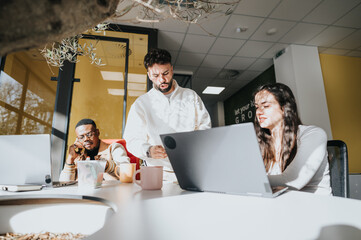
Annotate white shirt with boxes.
[268,125,332,195]
[123,80,211,180]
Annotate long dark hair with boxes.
[254,83,302,172]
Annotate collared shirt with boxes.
[123,80,211,178]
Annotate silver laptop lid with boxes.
[160,123,276,197]
[0,134,52,185]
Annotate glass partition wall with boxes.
[0,26,152,180]
[67,31,148,144]
[0,50,58,135]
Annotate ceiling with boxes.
[112,0,361,106]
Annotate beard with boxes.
[155,79,173,93]
[83,141,100,159]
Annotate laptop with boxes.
[0,134,76,190]
[160,122,287,198]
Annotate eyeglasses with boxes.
[77,130,96,141]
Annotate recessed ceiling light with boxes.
[236,26,248,33]
[202,86,225,95]
[266,28,277,35]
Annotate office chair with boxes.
[102,139,140,170]
[327,140,349,198]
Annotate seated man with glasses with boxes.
[59,118,130,181]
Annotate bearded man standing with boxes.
[123,48,211,181]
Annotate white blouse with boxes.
[268,125,332,195]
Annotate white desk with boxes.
[1,182,361,240]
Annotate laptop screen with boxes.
[0,134,52,185]
[160,123,278,197]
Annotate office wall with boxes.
[319,54,361,173]
[274,45,333,139]
[206,102,225,128]
[224,66,276,125]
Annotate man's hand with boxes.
[149,145,168,159]
[66,140,83,165]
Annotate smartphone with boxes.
[1,184,43,192]
[74,139,84,154]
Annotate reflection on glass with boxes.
[24,72,55,126]
[68,31,148,144]
[126,73,148,112]
[1,50,58,135]
[69,38,126,141]
[21,117,51,134]
[0,71,23,109]
[0,106,18,134]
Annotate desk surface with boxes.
[1,181,361,240]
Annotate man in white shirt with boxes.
[123,48,211,181]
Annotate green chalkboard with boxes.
[224,66,276,125]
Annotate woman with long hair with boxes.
[254,83,331,195]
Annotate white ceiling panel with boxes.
[153,19,189,33]
[112,4,155,28]
[209,38,245,55]
[303,0,361,25]
[248,58,273,71]
[111,19,154,29]
[201,55,232,68]
[195,67,222,79]
[261,43,289,58]
[334,4,361,28]
[173,65,198,75]
[270,0,322,21]
[113,0,361,106]
[220,15,264,39]
[280,23,327,44]
[209,78,233,87]
[233,0,280,17]
[192,77,208,89]
[211,0,239,14]
[176,52,206,66]
[168,50,179,64]
[307,26,356,47]
[218,88,241,101]
[321,48,351,55]
[158,31,185,51]
[317,47,328,53]
[187,14,230,36]
[226,56,256,70]
[236,41,274,58]
[236,70,262,82]
[250,19,296,42]
[346,51,361,57]
[333,30,361,49]
[181,34,216,53]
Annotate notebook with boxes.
[0,134,76,189]
[160,122,287,198]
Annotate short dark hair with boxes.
[75,118,96,129]
[144,48,172,70]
